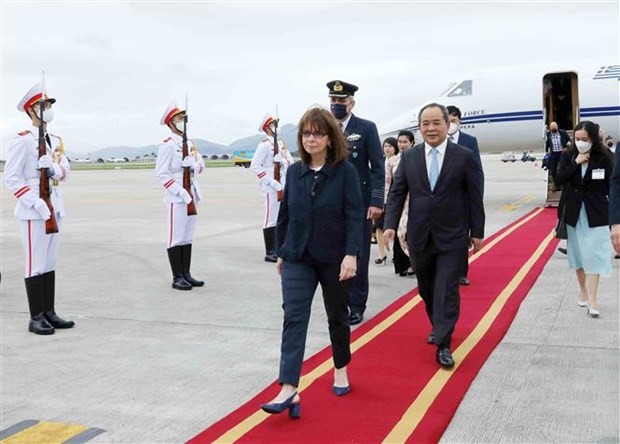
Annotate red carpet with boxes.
[189,208,559,443]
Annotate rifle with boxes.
[272,117,283,202]
[182,94,197,216]
[38,71,58,234]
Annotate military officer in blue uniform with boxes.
[327,80,385,325]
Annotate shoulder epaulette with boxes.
[261,138,269,142]
[18,130,31,136]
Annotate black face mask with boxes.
[608,142,614,147]
[330,103,348,120]
[551,129,558,133]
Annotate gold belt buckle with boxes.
[51,179,59,187]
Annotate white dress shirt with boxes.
[425,138,448,180]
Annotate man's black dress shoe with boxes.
[436,346,455,368]
[459,277,470,286]
[264,252,278,263]
[349,313,363,325]
[558,247,567,255]
[427,333,435,344]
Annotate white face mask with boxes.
[174,120,185,133]
[34,106,54,123]
[575,140,592,153]
[448,122,459,135]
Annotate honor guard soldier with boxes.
[155,102,205,290]
[327,80,385,325]
[4,82,75,335]
[250,114,294,262]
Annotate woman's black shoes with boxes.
[374,256,387,265]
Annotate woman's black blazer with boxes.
[555,148,613,228]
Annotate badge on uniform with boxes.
[352,152,358,158]
[592,168,605,180]
[347,133,361,141]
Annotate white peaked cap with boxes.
[160,102,185,126]
[258,114,276,133]
[17,83,56,112]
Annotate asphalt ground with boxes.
[1,155,617,442]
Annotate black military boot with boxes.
[181,244,204,287]
[25,275,54,335]
[263,227,278,263]
[43,271,75,329]
[167,246,192,290]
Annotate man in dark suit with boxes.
[447,105,484,286]
[384,103,485,368]
[609,141,620,256]
[545,121,571,179]
[327,80,385,326]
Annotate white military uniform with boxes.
[155,133,205,248]
[4,127,70,277]
[250,135,293,228]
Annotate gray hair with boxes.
[418,103,449,124]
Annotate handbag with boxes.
[555,189,567,240]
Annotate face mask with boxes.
[551,129,558,133]
[34,106,54,123]
[268,123,276,134]
[174,120,185,133]
[330,103,348,120]
[575,140,591,153]
[448,122,459,135]
[608,142,614,148]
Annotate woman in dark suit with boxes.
[555,121,614,318]
[260,107,364,419]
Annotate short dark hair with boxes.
[446,105,462,120]
[297,107,348,165]
[397,130,415,144]
[383,137,399,155]
[418,103,450,124]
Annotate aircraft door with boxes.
[542,71,579,206]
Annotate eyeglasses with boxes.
[301,131,327,139]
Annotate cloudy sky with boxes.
[1,1,618,155]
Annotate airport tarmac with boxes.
[1,155,618,443]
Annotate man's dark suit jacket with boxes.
[611,142,620,225]
[555,148,614,228]
[454,131,484,193]
[276,160,364,264]
[384,141,485,252]
[545,129,571,152]
[344,114,385,208]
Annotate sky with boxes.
[1,1,618,156]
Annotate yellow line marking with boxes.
[0,422,89,444]
[501,194,534,212]
[213,208,547,443]
[382,230,555,443]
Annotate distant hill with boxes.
[228,123,299,154]
[79,124,299,160]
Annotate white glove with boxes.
[182,156,195,168]
[33,198,51,220]
[38,155,53,169]
[269,179,283,192]
[179,188,193,204]
[273,153,287,165]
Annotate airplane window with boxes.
[439,82,457,97]
[448,80,472,97]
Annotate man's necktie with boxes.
[429,148,439,190]
[449,135,454,142]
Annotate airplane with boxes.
[380,61,620,153]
